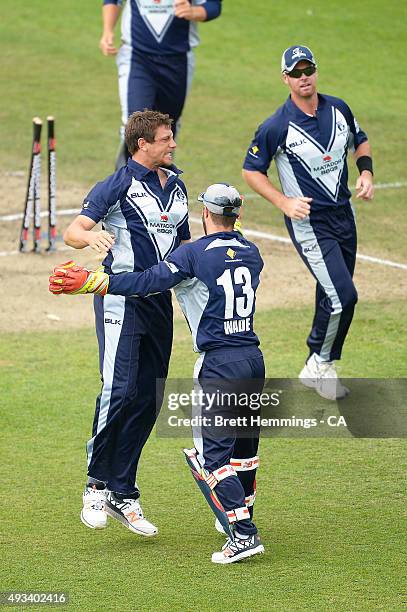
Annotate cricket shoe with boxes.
[105,492,158,536]
[81,485,107,529]
[212,533,265,564]
[299,353,349,401]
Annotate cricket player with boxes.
[100,0,222,167]
[62,110,190,537]
[50,183,265,564]
[242,45,374,400]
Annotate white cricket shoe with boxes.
[81,485,107,529]
[299,354,349,400]
[105,492,158,536]
[212,533,264,564]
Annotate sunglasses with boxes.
[286,65,316,79]
[211,196,242,208]
[199,194,242,208]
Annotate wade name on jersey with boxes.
[224,318,251,335]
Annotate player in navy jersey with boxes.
[100,0,222,168]
[62,110,190,536]
[50,183,265,564]
[242,45,374,401]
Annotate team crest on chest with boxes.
[173,185,187,202]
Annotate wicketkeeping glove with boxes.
[49,261,109,296]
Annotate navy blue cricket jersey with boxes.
[108,231,263,352]
[104,0,222,54]
[243,94,368,210]
[80,158,190,274]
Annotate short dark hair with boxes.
[208,210,235,230]
[125,110,173,155]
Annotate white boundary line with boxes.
[1,179,406,223]
[241,182,407,201]
[1,207,406,270]
[0,245,75,258]
[188,217,407,271]
[372,181,407,189]
[0,208,79,222]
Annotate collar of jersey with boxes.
[287,93,327,120]
[200,230,241,240]
[127,158,183,179]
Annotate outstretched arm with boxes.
[108,259,190,296]
[49,251,193,298]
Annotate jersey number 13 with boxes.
[216,266,254,319]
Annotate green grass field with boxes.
[1,0,406,610]
[1,313,406,611]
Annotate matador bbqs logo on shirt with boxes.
[309,150,343,179]
[147,211,180,236]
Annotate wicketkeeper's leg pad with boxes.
[183,448,250,540]
[231,455,259,515]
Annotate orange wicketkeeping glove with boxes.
[49,261,109,296]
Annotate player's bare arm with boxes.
[174,0,208,21]
[354,141,374,201]
[63,215,115,254]
[242,169,312,220]
[99,3,121,56]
